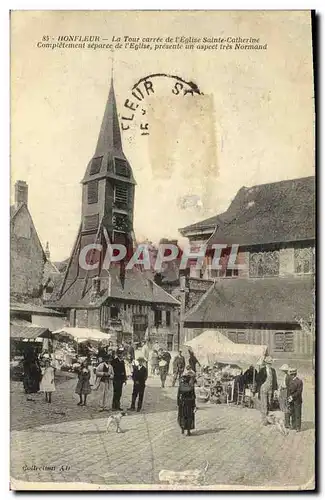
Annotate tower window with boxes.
[90,156,103,175]
[84,214,99,231]
[114,184,128,205]
[114,158,130,178]
[88,180,99,204]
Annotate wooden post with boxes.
[179,276,189,346]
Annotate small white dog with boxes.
[267,411,289,436]
[106,411,127,433]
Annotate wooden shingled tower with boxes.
[59,76,137,298]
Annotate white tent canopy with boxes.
[184,329,268,368]
[52,327,112,344]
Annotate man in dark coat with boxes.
[287,367,303,432]
[111,349,127,410]
[129,357,148,412]
[188,349,200,373]
[256,356,278,425]
[278,364,291,428]
[172,351,186,387]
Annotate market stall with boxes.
[184,330,268,406]
[10,325,52,380]
[52,327,113,371]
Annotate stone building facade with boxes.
[10,181,46,300]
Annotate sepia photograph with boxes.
[10,10,315,490]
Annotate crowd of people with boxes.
[19,344,304,435]
[255,357,304,432]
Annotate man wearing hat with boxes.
[287,368,303,432]
[111,349,127,411]
[256,356,278,425]
[129,357,148,412]
[278,364,291,428]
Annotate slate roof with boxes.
[184,275,314,325]
[10,303,65,317]
[10,325,51,339]
[179,213,225,234]
[180,176,315,245]
[47,266,180,309]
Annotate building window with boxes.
[45,284,54,294]
[166,311,171,326]
[294,246,314,274]
[249,250,280,277]
[154,309,162,327]
[225,268,239,277]
[274,332,294,352]
[211,268,239,278]
[227,330,246,343]
[114,158,130,178]
[133,314,148,343]
[90,156,103,175]
[88,180,99,204]
[84,214,99,231]
[110,306,119,319]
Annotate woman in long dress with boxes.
[40,358,56,403]
[177,374,196,436]
[23,349,41,401]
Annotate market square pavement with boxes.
[10,366,315,490]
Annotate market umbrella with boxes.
[52,327,112,345]
[185,329,268,369]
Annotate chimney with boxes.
[15,180,28,206]
[45,242,50,260]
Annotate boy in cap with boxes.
[129,357,148,412]
[287,368,303,432]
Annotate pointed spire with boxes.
[94,76,123,157]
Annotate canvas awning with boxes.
[185,329,268,368]
[10,325,51,340]
[52,327,112,344]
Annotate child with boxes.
[75,360,91,406]
[40,358,56,403]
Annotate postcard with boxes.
[10,10,315,491]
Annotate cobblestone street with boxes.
[10,371,315,490]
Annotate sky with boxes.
[11,10,315,261]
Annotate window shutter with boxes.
[90,156,103,175]
[88,180,99,204]
[84,214,99,231]
[274,332,285,352]
[115,184,128,204]
[115,158,130,178]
